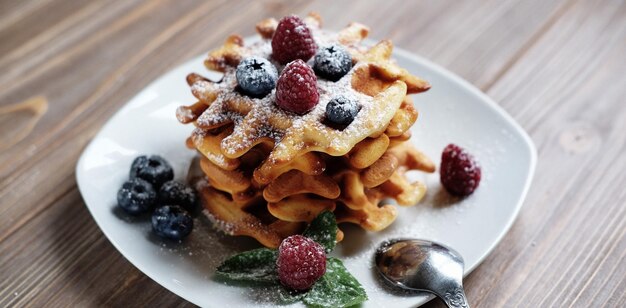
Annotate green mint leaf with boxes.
[275,285,308,304]
[215,248,278,283]
[303,257,368,308]
[303,210,338,253]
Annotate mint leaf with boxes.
[303,257,368,308]
[303,211,338,253]
[275,285,307,304]
[215,248,278,283]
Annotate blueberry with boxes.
[117,178,156,215]
[152,205,193,240]
[313,45,352,81]
[159,180,197,211]
[325,96,359,125]
[130,155,174,189]
[236,57,278,97]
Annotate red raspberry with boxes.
[275,59,319,114]
[276,235,326,290]
[271,15,317,64]
[440,144,482,196]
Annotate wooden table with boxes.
[1,0,624,307]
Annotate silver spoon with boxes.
[375,239,470,308]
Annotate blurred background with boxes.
[1,0,624,307]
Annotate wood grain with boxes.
[0,0,624,307]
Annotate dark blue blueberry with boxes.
[130,155,174,189]
[117,178,156,215]
[236,57,278,97]
[152,205,193,240]
[158,180,197,211]
[313,44,352,81]
[325,96,360,125]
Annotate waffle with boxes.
[178,13,435,248]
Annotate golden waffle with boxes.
[198,185,306,248]
[177,13,435,247]
[196,140,433,246]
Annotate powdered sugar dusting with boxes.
[294,25,306,35]
[176,106,195,122]
[203,209,237,235]
[193,29,377,159]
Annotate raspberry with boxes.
[271,15,317,64]
[275,59,319,114]
[276,235,326,290]
[440,144,482,196]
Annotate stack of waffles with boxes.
[176,13,435,248]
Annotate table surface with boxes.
[1,0,625,307]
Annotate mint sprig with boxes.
[276,285,308,304]
[215,211,368,307]
[304,258,368,308]
[215,248,277,283]
[303,210,338,253]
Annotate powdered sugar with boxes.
[193,29,378,159]
[294,25,307,35]
[175,105,195,122]
[235,57,277,96]
[203,209,237,235]
[314,44,353,81]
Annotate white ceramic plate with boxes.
[76,39,536,307]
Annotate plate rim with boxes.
[394,47,538,274]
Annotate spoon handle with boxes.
[439,286,469,308]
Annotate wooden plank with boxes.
[0,189,188,307]
[0,0,140,85]
[0,0,56,32]
[448,0,626,307]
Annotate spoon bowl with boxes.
[376,239,469,308]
